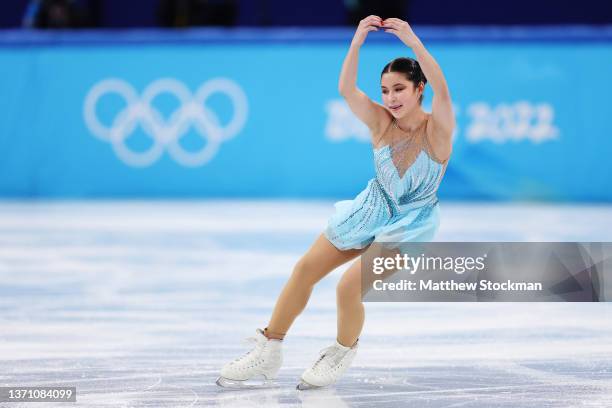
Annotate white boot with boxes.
[297,339,358,390]
[216,328,283,388]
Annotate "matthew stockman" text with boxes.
[373,279,543,292]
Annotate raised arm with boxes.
[339,15,389,136]
[383,19,455,156]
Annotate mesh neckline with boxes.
[374,115,447,178]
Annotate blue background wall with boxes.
[1,28,611,200]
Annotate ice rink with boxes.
[1,200,611,407]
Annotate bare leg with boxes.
[334,244,412,346]
[336,258,364,347]
[264,233,367,340]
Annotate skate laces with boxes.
[233,335,264,364]
[312,345,344,371]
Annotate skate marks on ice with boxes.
[0,356,207,407]
[210,359,612,407]
[210,300,612,407]
[1,201,612,407]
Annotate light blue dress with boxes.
[324,120,447,250]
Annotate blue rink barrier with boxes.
[0,27,611,200]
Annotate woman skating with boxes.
[217,15,455,390]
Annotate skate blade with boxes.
[216,376,279,390]
[296,380,322,391]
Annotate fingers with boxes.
[383,18,410,30]
[383,22,399,30]
[382,21,402,28]
[360,16,378,24]
[360,15,382,27]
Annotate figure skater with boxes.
[217,15,455,390]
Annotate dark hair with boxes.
[381,57,427,104]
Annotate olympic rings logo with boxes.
[83,78,248,167]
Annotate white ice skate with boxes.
[296,339,358,390]
[216,328,283,389]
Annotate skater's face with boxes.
[381,71,423,118]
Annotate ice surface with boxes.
[0,200,611,407]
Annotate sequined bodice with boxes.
[372,116,447,213]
